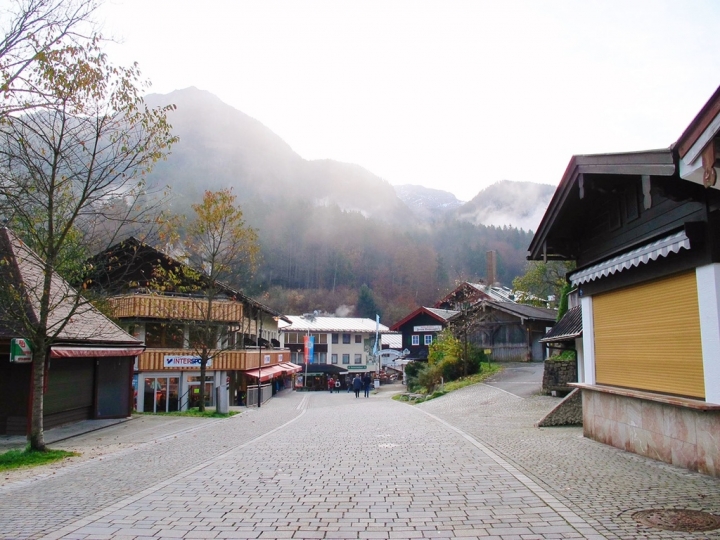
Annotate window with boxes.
[312,333,327,344]
[411,334,419,346]
[331,354,338,364]
[343,333,351,344]
[317,352,327,364]
[145,323,184,348]
[424,335,433,345]
[291,351,302,364]
[354,354,362,364]
[355,334,362,344]
[332,333,339,344]
[342,354,350,364]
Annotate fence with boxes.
[246,383,273,407]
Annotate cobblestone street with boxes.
[1,376,719,539]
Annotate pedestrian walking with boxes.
[328,377,335,393]
[362,374,372,398]
[334,379,341,392]
[352,374,362,398]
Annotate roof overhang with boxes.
[50,346,145,358]
[568,229,691,286]
[676,85,720,189]
[528,150,676,261]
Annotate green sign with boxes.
[10,338,32,363]
[348,365,367,371]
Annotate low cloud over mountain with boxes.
[455,180,556,232]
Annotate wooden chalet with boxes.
[390,307,459,360]
[0,228,142,435]
[85,238,297,410]
[528,85,720,476]
[455,301,557,362]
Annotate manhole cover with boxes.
[632,509,720,532]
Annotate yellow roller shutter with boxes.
[593,270,704,399]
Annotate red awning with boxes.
[50,346,145,358]
[243,364,285,382]
[279,362,303,374]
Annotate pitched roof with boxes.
[389,306,460,331]
[480,301,557,322]
[87,237,288,322]
[434,281,516,307]
[0,228,140,345]
[279,316,392,333]
[528,149,676,262]
[540,306,582,343]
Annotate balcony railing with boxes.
[139,347,290,371]
[109,294,243,322]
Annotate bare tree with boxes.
[0,7,176,449]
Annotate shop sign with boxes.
[348,365,367,371]
[263,354,271,365]
[10,338,32,363]
[163,355,212,368]
[414,325,442,332]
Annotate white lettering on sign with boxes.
[163,355,212,368]
[413,325,442,332]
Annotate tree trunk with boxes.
[28,346,47,451]
[199,353,207,412]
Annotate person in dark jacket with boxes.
[352,374,362,398]
[362,374,372,398]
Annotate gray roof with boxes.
[424,307,461,321]
[540,306,582,343]
[279,316,392,334]
[483,301,558,322]
[0,228,140,345]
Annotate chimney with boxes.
[486,250,497,286]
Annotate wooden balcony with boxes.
[109,294,243,322]
[139,347,291,371]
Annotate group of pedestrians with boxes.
[352,374,372,398]
[326,374,373,397]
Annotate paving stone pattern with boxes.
[0,380,719,539]
[421,383,720,539]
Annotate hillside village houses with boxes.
[278,315,392,390]
[85,238,298,411]
[530,84,720,477]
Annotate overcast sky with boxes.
[99,0,720,201]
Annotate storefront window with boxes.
[143,376,180,413]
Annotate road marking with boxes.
[39,409,308,540]
[415,407,603,540]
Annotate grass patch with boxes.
[0,448,79,471]
[394,364,503,404]
[136,407,239,418]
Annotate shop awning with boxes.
[243,364,285,382]
[569,230,691,286]
[279,362,303,374]
[50,346,145,358]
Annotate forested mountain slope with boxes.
[142,88,544,323]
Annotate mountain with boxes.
[455,180,556,232]
[393,184,465,222]
[136,88,541,322]
[144,87,411,223]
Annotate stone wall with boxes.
[542,358,577,394]
[537,388,582,427]
[582,389,720,477]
